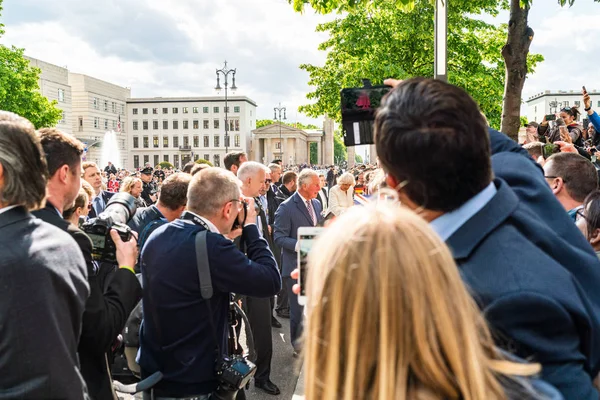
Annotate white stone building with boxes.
[526,89,600,123]
[68,73,130,168]
[25,56,72,134]
[126,96,257,169]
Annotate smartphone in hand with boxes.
[297,227,324,306]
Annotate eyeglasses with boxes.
[544,175,566,182]
[576,209,587,222]
[230,199,243,210]
[265,179,272,184]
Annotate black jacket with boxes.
[1,206,89,399]
[34,203,142,400]
[127,205,165,235]
[275,185,293,205]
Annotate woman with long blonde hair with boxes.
[303,202,560,400]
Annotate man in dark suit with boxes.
[0,111,90,399]
[376,77,600,399]
[237,162,281,395]
[104,161,117,175]
[32,128,142,400]
[274,169,323,355]
[139,168,280,399]
[326,165,336,188]
[316,173,329,214]
[266,168,290,319]
[275,170,297,205]
[83,161,115,218]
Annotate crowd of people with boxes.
[5,77,600,400]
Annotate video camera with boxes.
[81,193,137,263]
[340,79,392,147]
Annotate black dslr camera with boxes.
[211,355,256,400]
[81,193,137,263]
[231,199,261,231]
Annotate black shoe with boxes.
[276,310,290,319]
[271,316,282,328]
[255,380,281,395]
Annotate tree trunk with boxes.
[500,0,533,141]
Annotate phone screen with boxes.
[340,86,392,147]
[545,114,556,121]
[298,234,318,298]
[341,87,391,113]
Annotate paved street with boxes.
[244,316,302,400]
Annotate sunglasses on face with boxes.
[265,179,272,184]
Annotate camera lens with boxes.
[100,193,137,225]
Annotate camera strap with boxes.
[192,224,222,359]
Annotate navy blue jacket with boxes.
[451,129,600,400]
[138,220,281,397]
[273,192,323,277]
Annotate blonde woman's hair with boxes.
[120,177,142,194]
[304,203,540,400]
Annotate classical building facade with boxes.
[69,74,130,168]
[26,56,72,135]
[250,118,334,166]
[126,96,257,169]
[526,89,600,123]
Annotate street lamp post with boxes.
[274,103,286,162]
[215,61,237,154]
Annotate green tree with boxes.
[0,2,63,128]
[256,119,320,130]
[355,154,363,163]
[159,161,174,169]
[195,158,213,166]
[334,130,347,165]
[289,0,596,140]
[310,142,318,164]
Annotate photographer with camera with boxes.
[138,167,281,400]
[32,128,142,400]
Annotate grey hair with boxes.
[268,163,282,173]
[298,169,319,188]
[238,161,269,182]
[187,168,241,217]
[0,111,48,210]
[337,172,356,186]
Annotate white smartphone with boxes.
[297,227,324,306]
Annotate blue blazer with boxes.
[273,192,323,277]
[449,129,600,400]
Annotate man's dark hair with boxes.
[0,111,48,210]
[546,153,599,202]
[182,161,196,174]
[158,173,192,210]
[190,163,209,176]
[282,171,297,185]
[37,128,84,177]
[583,190,600,239]
[271,159,282,165]
[374,77,492,212]
[224,152,246,171]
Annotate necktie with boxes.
[306,200,316,226]
[93,195,103,216]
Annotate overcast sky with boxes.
[2,0,600,128]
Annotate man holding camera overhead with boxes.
[138,167,281,399]
[32,127,142,400]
